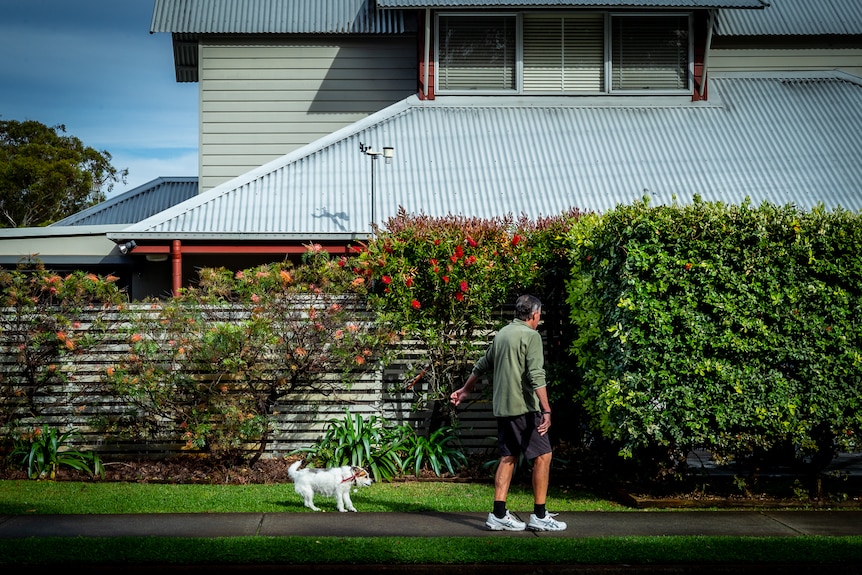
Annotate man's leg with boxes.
[494,454,518,503]
[532,451,552,506]
[486,454,526,530]
[527,450,567,531]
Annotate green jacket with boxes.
[471,318,546,417]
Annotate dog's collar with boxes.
[342,467,364,484]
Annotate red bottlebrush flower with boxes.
[382,275,392,284]
[337,257,346,268]
[460,280,468,292]
[443,276,450,283]
[430,258,438,266]
[454,245,464,259]
[405,277,413,287]
[411,299,421,309]
[455,292,464,302]
[466,236,477,247]
[512,234,521,247]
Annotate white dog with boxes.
[288,460,373,512]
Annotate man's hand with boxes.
[450,388,467,407]
[538,412,551,435]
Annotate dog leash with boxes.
[342,467,364,484]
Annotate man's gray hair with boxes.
[514,294,542,320]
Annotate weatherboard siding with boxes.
[709,42,862,76]
[198,37,417,192]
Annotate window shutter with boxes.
[438,16,516,91]
[524,14,604,93]
[611,15,689,91]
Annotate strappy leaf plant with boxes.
[291,408,406,482]
[401,424,467,477]
[10,426,104,480]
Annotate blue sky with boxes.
[0,0,198,197]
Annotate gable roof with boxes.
[151,0,417,34]
[112,72,862,243]
[716,0,862,36]
[51,177,199,227]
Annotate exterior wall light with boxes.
[118,240,137,255]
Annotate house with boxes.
[0,178,198,298]
[2,0,861,299]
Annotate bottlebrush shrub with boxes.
[102,245,397,464]
[0,260,126,443]
[356,208,581,424]
[567,196,862,473]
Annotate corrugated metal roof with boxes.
[377,1,764,7]
[151,0,416,34]
[716,0,862,36]
[116,73,862,241]
[52,177,198,227]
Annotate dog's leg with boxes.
[341,490,357,512]
[335,491,348,512]
[295,485,320,511]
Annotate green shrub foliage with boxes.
[567,197,862,468]
[357,209,580,425]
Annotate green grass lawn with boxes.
[1,479,860,568]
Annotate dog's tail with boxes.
[288,460,303,479]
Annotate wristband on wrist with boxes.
[542,411,551,414]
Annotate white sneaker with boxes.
[528,512,567,531]
[485,511,526,531]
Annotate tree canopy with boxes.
[0,119,127,228]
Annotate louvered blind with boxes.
[438,15,516,91]
[523,14,604,93]
[611,15,689,91]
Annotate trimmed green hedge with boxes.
[567,197,862,468]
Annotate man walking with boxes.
[450,294,566,531]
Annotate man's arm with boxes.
[450,373,479,407]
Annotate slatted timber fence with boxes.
[0,301,504,461]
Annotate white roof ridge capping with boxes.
[110,96,420,239]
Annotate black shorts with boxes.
[497,412,552,460]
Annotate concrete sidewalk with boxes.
[2,509,861,539]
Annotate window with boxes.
[611,15,690,91]
[436,12,692,95]
[437,14,517,91]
